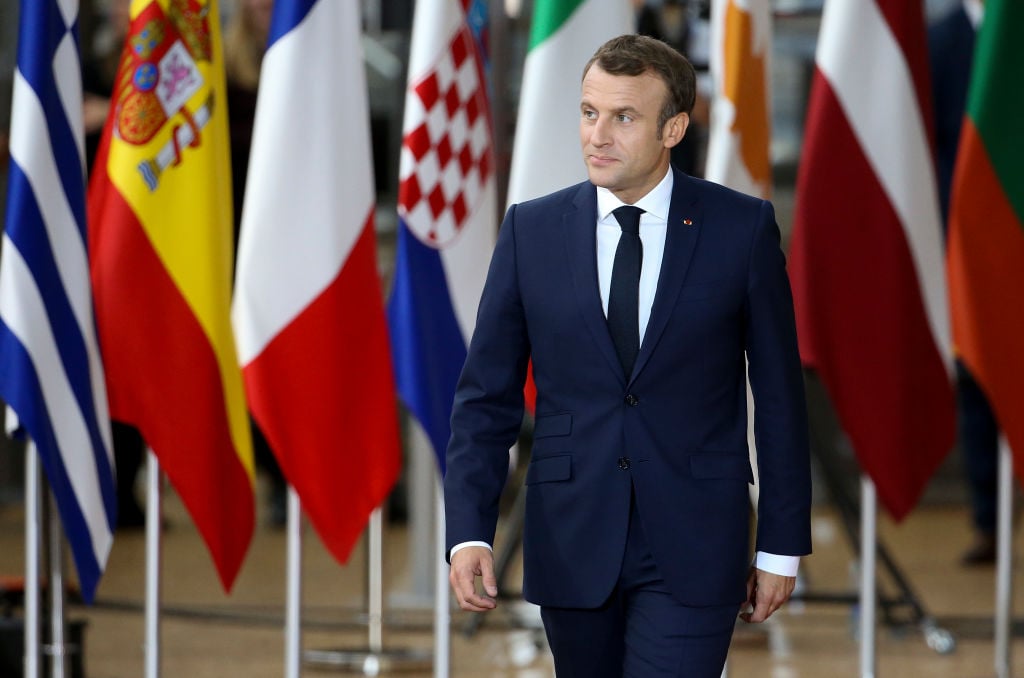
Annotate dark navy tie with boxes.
[608,206,644,379]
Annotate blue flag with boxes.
[0,0,115,603]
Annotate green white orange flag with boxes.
[947,0,1024,475]
[705,0,772,198]
[506,0,633,206]
[88,0,254,590]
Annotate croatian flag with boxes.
[0,0,115,602]
[233,0,401,565]
[388,0,498,472]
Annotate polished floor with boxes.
[2,478,1023,678]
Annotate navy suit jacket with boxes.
[444,168,812,609]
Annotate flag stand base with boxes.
[800,373,956,656]
[301,647,432,674]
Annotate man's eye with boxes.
[617,114,633,123]
[582,110,596,120]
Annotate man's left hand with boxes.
[739,567,795,623]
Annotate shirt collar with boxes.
[596,167,674,223]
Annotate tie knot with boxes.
[612,206,644,235]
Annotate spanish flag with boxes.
[88,0,254,590]
[948,0,1024,478]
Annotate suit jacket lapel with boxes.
[564,183,626,382]
[632,169,703,383]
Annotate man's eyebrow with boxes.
[579,101,642,117]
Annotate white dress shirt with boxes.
[453,168,800,578]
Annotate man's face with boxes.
[579,65,687,204]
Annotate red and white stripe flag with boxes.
[788,0,955,520]
[232,0,400,563]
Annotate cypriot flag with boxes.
[705,0,772,198]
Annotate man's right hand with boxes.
[449,545,498,612]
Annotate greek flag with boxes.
[0,0,115,603]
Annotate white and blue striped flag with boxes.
[0,0,115,603]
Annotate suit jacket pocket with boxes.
[526,455,572,485]
[534,412,572,438]
[689,451,754,484]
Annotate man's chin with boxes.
[586,168,617,190]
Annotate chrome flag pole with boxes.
[434,482,450,678]
[285,487,302,678]
[302,504,431,673]
[47,489,67,678]
[995,438,1013,678]
[860,475,877,678]
[25,443,41,678]
[145,451,162,678]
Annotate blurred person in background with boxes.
[634,0,710,177]
[83,0,131,170]
[928,0,996,566]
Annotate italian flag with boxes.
[505,0,633,206]
[947,0,1024,475]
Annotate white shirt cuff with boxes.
[755,552,800,577]
[450,541,492,559]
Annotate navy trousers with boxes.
[956,361,1000,535]
[539,493,738,677]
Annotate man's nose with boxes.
[589,116,612,147]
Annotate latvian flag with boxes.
[788,0,955,520]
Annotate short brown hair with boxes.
[582,34,696,133]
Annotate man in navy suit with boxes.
[445,34,811,677]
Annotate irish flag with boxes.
[505,0,633,206]
[947,0,1024,476]
[788,0,955,520]
[88,0,254,590]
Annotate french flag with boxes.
[388,0,498,472]
[232,0,400,564]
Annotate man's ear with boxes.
[663,112,690,149]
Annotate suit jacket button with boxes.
[624,394,639,406]
[618,457,631,470]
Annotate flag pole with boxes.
[302,505,431,672]
[859,475,877,678]
[368,507,384,656]
[434,481,450,678]
[144,450,162,678]
[995,437,1014,678]
[47,488,67,678]
[405,426,437,606]
[25,443,41,678]
[285,487,302,678]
